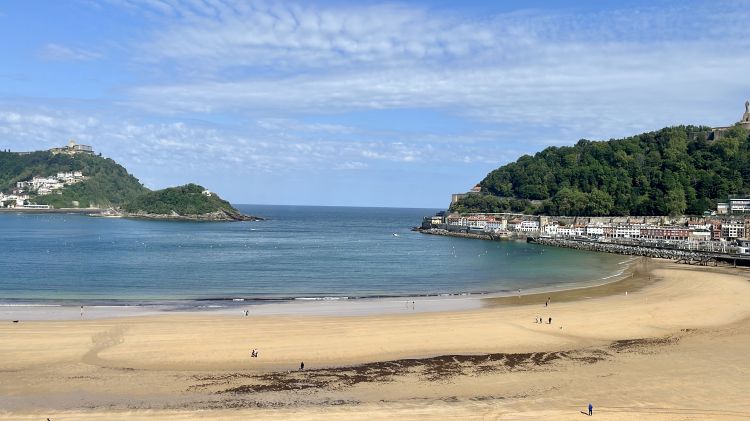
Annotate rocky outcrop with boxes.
[121,209,263,222]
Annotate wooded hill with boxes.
[0,151,147,208]
[0,151,246,218]
[451,124,750,216]
[121,183,242,216]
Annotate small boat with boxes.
[393,233,400,237]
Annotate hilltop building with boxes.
[50,139,94,155]
[709,100,750,140]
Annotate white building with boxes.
[586,224,606,237]
[557,226,576,237]
[543,223,558,235]
[484,219,507,232]
[614,225,641,238]
[729,197,750,213]
[721,220,745,238]
[516,220,539,233]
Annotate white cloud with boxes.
[110,0,750,142]
[38,43,103,61]
[0,109,484,178]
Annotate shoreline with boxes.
[0,207,103,214]
[0,257,639,321]
[3,259,750,418]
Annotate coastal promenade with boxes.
[2,260,750,419]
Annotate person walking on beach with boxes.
[300,361,305,370]
[548,317,552,324]
[80,305,84,319]
[588,402,593,416]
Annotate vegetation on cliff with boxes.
[121,184,242,217]
[0,151,147,207]
[452,124,750,216]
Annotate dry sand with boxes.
[2,259,750,420]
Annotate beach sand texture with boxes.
[2,260,750,419]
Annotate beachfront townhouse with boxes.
[614,225,642,238]
[721,220,745,239]
[586,224,606,237]
[516,220,539,233]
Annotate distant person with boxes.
[80,305,84,319]
[548,317,552,324]
[300,361,304,370]
[244,310,249,317]
[588,403,593,416]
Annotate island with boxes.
[120,184,262,221]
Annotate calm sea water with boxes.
[0,205,626,303]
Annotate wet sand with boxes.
[2,259,750,420]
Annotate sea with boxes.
[0,205,628,307]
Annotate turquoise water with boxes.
[0,205,626,304]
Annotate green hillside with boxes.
[0,151,147,208]
[122,183,241,216]
[452,124,750,216]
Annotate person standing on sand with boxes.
[588,403,593,416]
[548,317,552,324]
[80,305,84,319]
[300,361,304,370]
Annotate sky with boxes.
[1,0,749,208]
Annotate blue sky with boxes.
[1,0,749,208]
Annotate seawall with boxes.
[527,237,742,266]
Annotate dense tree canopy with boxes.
[452,124,750,216]
[122,184,239,215]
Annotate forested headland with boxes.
[451,124,750,216]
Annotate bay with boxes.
[0,205,626,303]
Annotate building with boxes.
[721,220,745,239]
[484,219,507,232]
[516,220,539,233]
[50,139,94,156]
[716,195,750,214]
[586,223,606,237]
[710,220,722,240]
[614,225,641,238]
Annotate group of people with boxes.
[535,296,552,324]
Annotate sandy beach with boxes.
[2,258,750,420]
